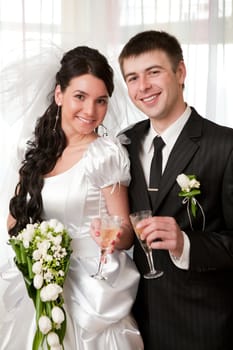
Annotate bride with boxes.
[0,45,143,349]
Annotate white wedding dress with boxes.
[0,136,143,350]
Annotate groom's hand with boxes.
[138,216,184,258]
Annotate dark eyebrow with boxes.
[124,65,163,80]
[73,89,87,95]
[96,95,109,100]
[124,72,137,80]
[73,89,108,99]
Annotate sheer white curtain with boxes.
[0,0,232,262]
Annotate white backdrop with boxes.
[0,0,233,263]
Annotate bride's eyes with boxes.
[96,98,108,105]
[75,94,85,101]
[73,94,108,105]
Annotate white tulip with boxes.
[40,284,62,302]
[26,223,35,230]
[176,173,190,191]
[54,223,64,233]
[53,235,62,246]
[16,233,23,240]
[38,240,50,252]
[40,221,49,233]
[38,315,52,334]
[32,249,41,261]
[32,261,42,274]
[49,219,59,229]
[44,254,53,262]
[51,306,65,324]
[33,274,44,289]
[22,227,34,242]
[22,240,30,248]
[50,345,62,350]
[47,332,60,346]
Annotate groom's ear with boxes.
[176,60,186,89]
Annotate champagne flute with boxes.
[129,210,164,279]
[92,215,122,280]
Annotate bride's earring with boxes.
[98,124,108,136]
[53,105,61,133]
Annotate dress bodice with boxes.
[42,136,130,256]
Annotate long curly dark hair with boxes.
[9,46,114,236]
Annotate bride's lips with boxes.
[77,116,95,124]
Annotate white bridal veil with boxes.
[0,40,145,265]
[0,42,63,264]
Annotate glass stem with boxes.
[96,260,104,276]
[96,249,107,276]
[146,250,156,273]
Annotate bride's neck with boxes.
[66,131,98,148]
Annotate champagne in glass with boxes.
[130,210,164,279]
[92,215,122,280]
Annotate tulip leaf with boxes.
[32,329,44,350]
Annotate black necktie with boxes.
[148,136,165,205]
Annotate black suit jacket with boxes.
[123,107,233,350]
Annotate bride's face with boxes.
[55,74,109,136]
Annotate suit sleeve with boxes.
[189,148,233,271]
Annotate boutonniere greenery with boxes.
[8,219,72,350]
[176,173,205,230]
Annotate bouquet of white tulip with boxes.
[8,219,72,350]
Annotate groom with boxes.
[118,30,233,350]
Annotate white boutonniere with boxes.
[9,219,72,350]
[176,174,205,230]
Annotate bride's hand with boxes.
[90,217,101,245]
[90,217,121,254]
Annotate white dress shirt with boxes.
[139,105,191,269]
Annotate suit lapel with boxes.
[152,109,203,212]
[125,109,204,213]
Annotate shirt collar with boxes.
[144,105,191,153]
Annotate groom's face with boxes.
[122,49,186,126]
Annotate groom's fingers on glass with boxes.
[150,241,165,250]
[140,228,150,240]
[149,238,163,249]
[136,217,151,229]
[145,231,162,245]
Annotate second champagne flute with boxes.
[130,210,164,279]
[92,215,122,280]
